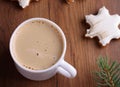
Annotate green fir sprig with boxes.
[95,56,120,87]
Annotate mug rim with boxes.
[9,18,67,73]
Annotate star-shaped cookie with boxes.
[12,0,74,8]
[85,6,120,46]
[11,0,39,8]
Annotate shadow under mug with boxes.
[9,18,77,81]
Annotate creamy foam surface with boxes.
[12,20,63,70]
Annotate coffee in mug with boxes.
[12,20,63,70]
[10,18,77,80]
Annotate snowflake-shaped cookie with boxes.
[85,6,120,46]
[12,0,39,8]
[18,0,31,8]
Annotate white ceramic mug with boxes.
[9,18,77,81]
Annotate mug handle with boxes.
[57,60,77,78]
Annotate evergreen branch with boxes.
[95,56,120,87]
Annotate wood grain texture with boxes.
[0,0,120,87]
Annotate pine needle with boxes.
[95,56,120,87]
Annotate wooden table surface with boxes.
[0,0,120,87]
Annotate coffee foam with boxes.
[12,20,63,70]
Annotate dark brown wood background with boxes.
[0,0,120,87]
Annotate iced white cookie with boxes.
[12,0,39,8]
[18,0,30,8]
[85,6,120,46]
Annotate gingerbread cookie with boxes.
[85,6,120,46]
[11,0,39,8]
[66,0,74,4]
